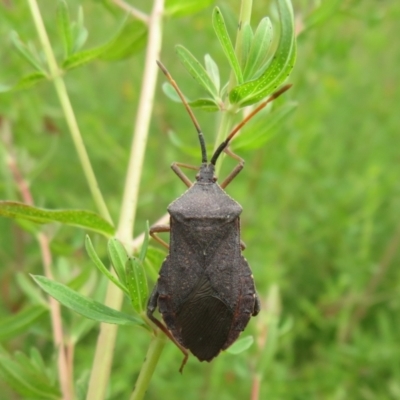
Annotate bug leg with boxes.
[219,147,244,189]
[147,285,189,373]
[150,224,170,249]
[171,162,199,188]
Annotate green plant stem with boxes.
[213,0,253,176]
[27,0,112,224]
[86,0,165,398]
[129,334,166,400]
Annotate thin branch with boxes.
[112,0,149,24]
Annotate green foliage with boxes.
[0,201,114,236]
[0,347,60,399]
[31,275,144,327]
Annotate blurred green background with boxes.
[1,0,399,399]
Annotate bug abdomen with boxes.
[175,275,233,361]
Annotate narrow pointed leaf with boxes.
[31,275,144,326]
[85,235,129,295]
[226,335,254,355]
[145,246,167,282]
[189,98,220,111]
[230,0,296,106]
[176,45,219,99]
[0,201,114,236]
[107,238,128,284]
[10,31,46,74]
[63,20,147,70]
[126,257,148,314]
[243,17,273,80]
[0,305,47,342]
[139,221,150,263]
[62,46,106,70]
[204,54,220,93]
[0,350,60,399]
[99,20,147,61]
[240,22,253,68]
[162,82,183,102]
[212,7,243,85]
[163,82,220,111]
[71,6,88,52]
[166,0,213,18]
[57,0,73,57]
[0,72,47,93]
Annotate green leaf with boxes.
[31,275,144,326]
[0,305,47,342]
[16,272,48,306]
[189,98,220,111]
[0,201,114,236]
[162,82,183,103]
[107,238,128,284]
[232,101,297,151]
[139,221,150,263]
[229,0,296,106]
[165,0,213,18]
[71,6,88,52]
[162,82,220,111]
[9,31,46,74]
[176,45,219,100]
[57,0,73,57]
[62,46,106,70]
[85,235,129,295]
[0,348,60,399]
[226,335,254,355]
[62,19,147,70]
[240,22,253,69]
[0,72,47,93]
[145,246,167,282]
[99,20,147,61]
[212,7,243,85]
[204,54,220,93]
[126,257,148,314]
[243,17,273,80]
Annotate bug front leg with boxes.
[150,224,170,249]
[220,147,245,189]
[171,162,199,188]
[147,284,189,372]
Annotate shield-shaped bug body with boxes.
[147,61,291,371]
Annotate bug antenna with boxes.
[157,61,208,164]
[210,84,293,165]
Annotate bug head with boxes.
[196,163,216,183]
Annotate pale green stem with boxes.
[213,0,253,176]
[86,0,165,398]
[27,0,112,224]
[129,334,166,400]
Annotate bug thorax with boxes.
[196,163,217,184]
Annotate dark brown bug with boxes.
[147,61,291,371]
